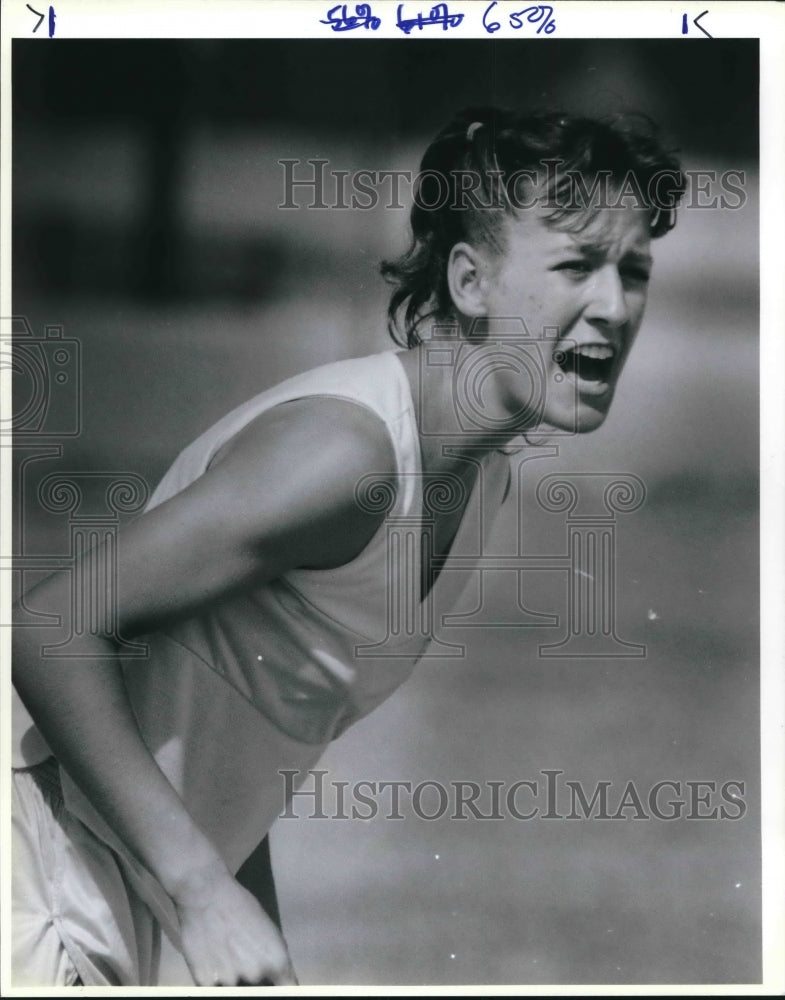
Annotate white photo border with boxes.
[1,1,782,996]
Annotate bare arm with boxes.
[12,396,395,985]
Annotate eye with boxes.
[551,260,593,278]
[620,265,651,287]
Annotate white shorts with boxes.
[11,758,160,987]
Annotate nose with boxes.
[584,264,630,331]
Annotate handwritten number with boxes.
[396,3,464,34]
[483,4,556,35]
[317,1,559,35]
[510,6,556,34]
[27,3,55,36]
[482,0,501,33]
[26,3,43,32]
[680,10,712,38]
[320,3,380,31]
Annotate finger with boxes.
[239,958,298,987]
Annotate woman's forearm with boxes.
[12,595,225,904]
[13,615,297,985]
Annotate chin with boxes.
[540,397,613,435]
[575,416,609,434]
[576,404,612,433]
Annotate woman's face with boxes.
[478,205,652,434]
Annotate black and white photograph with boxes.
[2,1,783,992]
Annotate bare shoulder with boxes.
[210,394,397,498]
[206,394,398,570]
[17,395,400,640]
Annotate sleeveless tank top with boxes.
[12,349,511,943]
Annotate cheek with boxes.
[630,287,649,319]
[628,298,648,338]
[618,321,644,370]
[492,267,559,315]
[490,271,585,336]
[518,285,579,335]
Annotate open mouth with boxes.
[553,344,616,390]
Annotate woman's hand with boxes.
[173,864,298,986]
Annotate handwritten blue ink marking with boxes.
[48,5,56,37]
[483,2,556,35]
[396,3,464,34]
[509,5,556,34]
[320,3,381,31]
[482,0,501,34]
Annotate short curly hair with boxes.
[381,107,686,347]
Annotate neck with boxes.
[396,343,529,472]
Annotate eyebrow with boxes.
[551,242,653,265]
[619,251,654,268]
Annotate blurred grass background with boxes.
[11,39,759,984]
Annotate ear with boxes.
[446,242,493,318]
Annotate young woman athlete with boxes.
[11,107,685,986]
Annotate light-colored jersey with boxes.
[12,349,510,979]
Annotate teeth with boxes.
[573,345,613,360]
